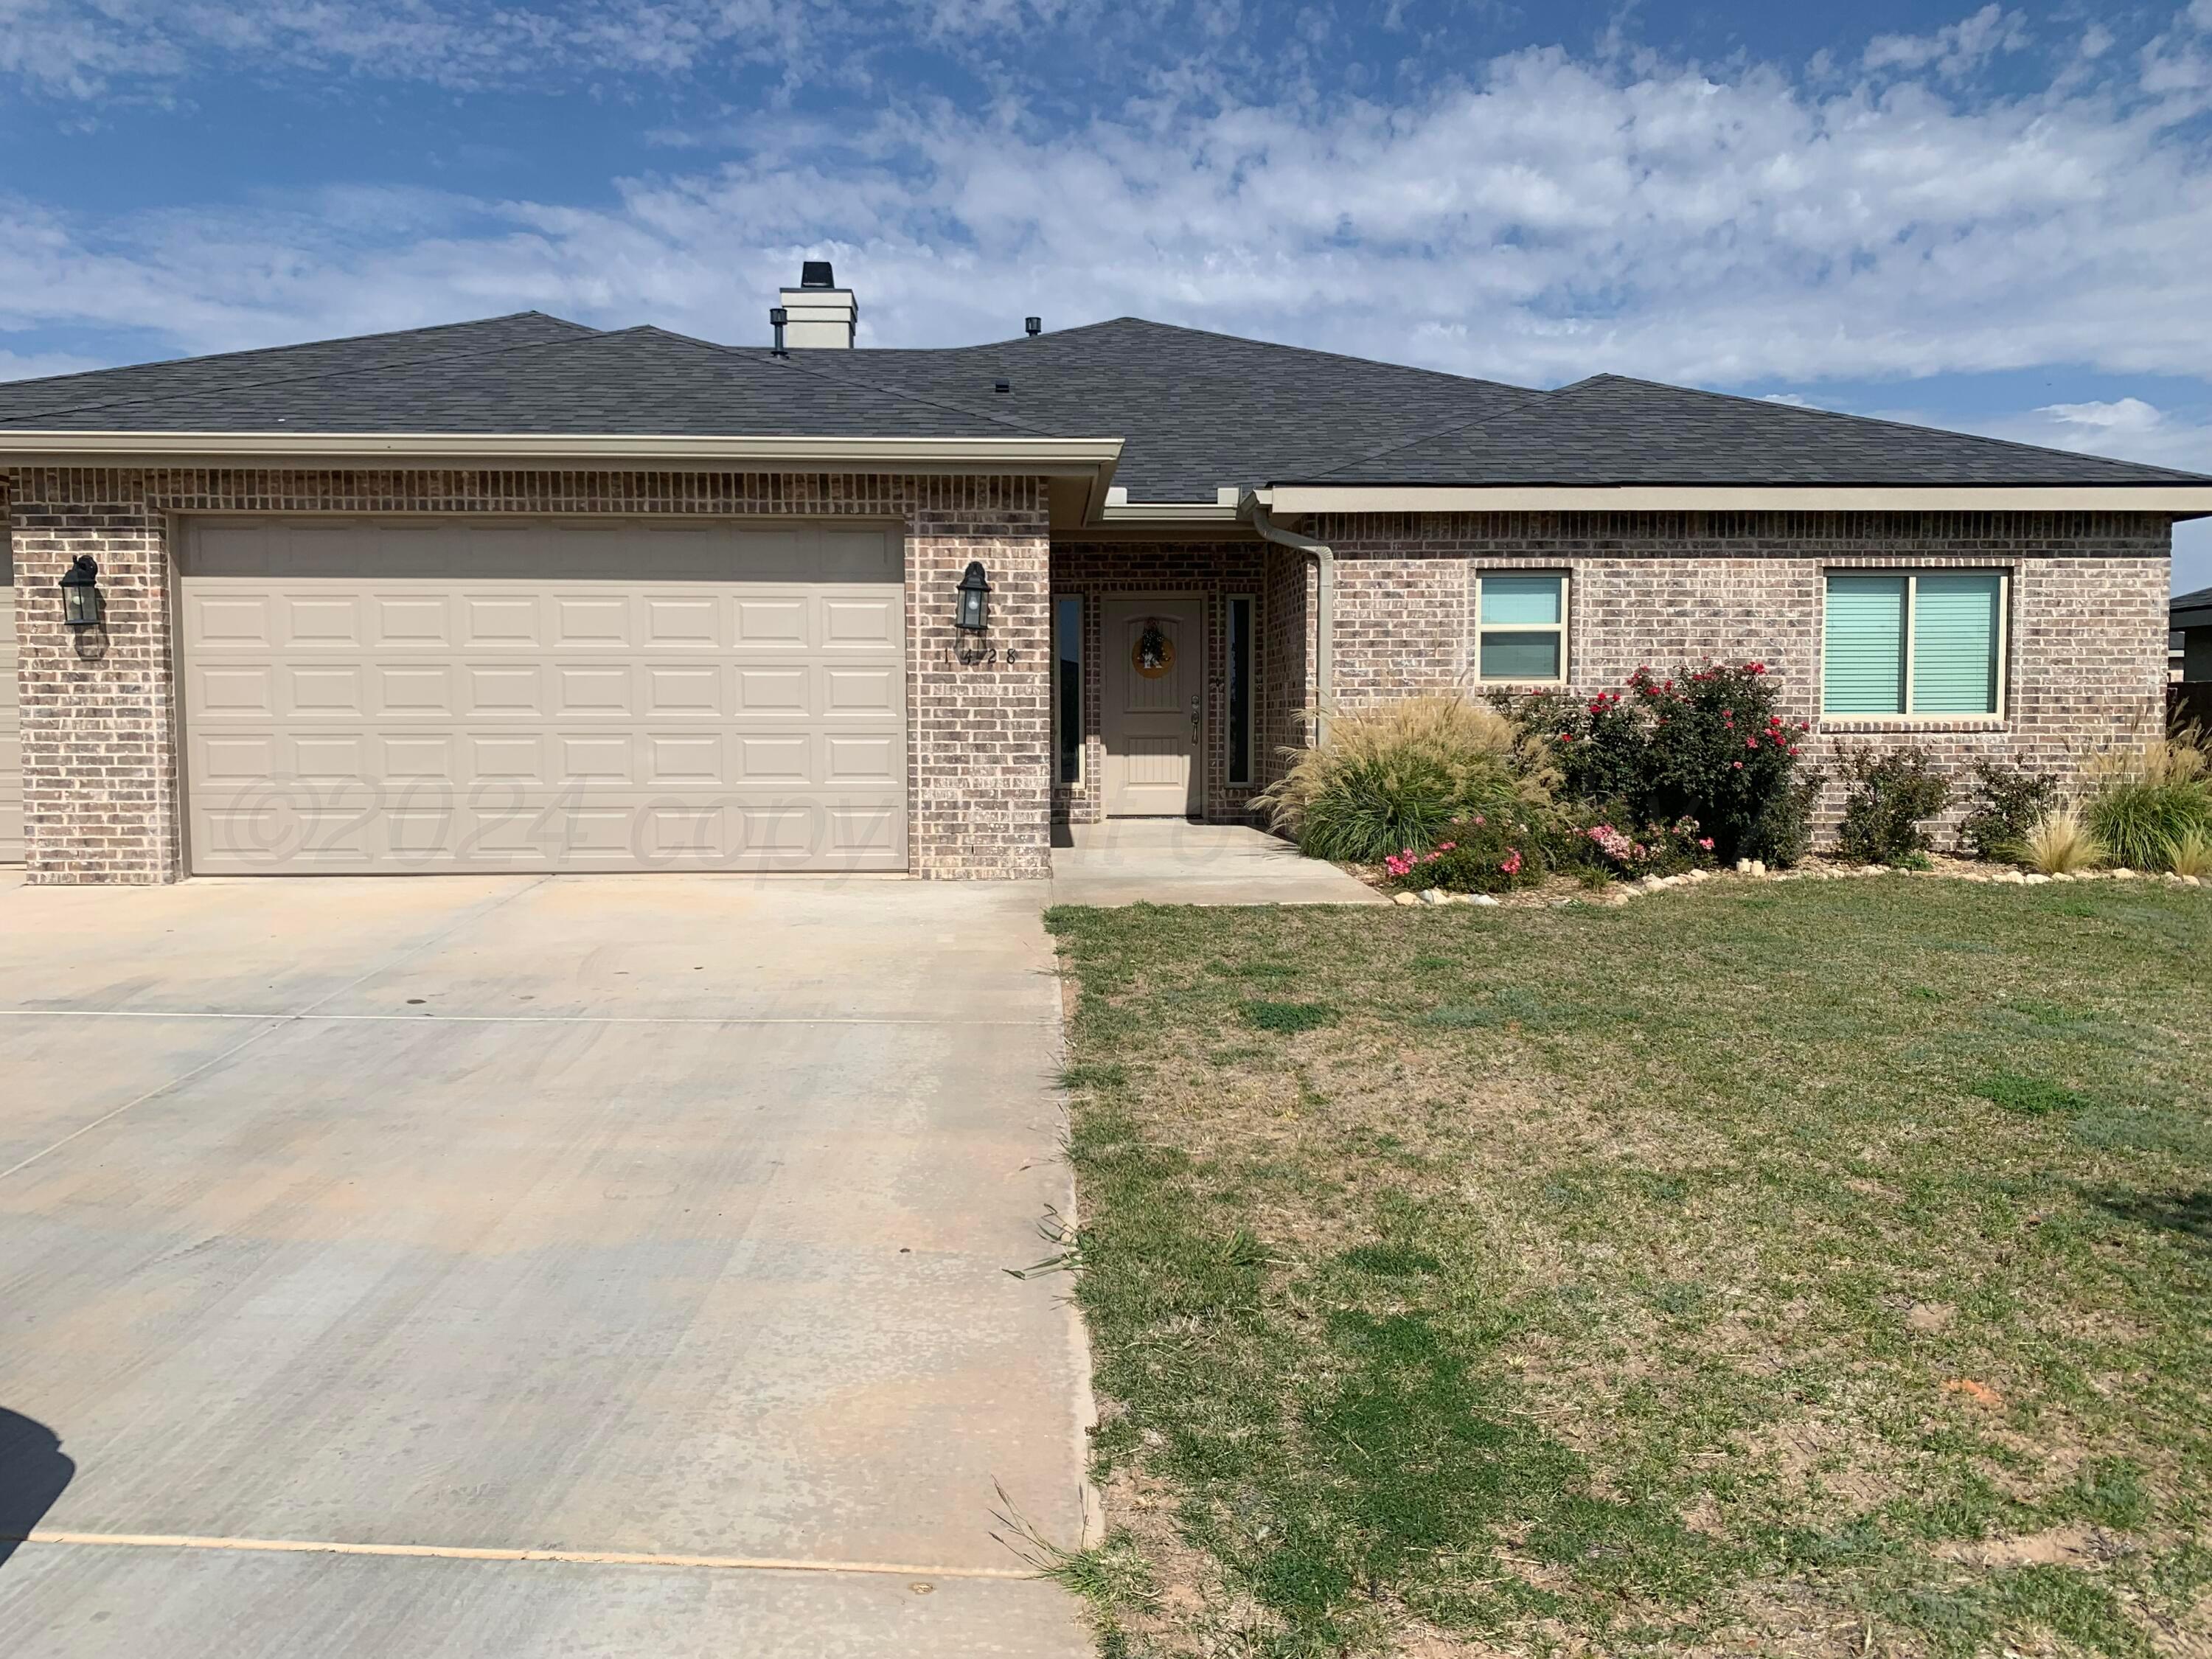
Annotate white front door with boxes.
[1101,597,1202,817]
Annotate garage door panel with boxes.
[182,522,905,873]
[826,666,898,715]
[824,596,899,647]
[372,664,452,716]
[464,594,543,645]
[734,595,809,647]
[643,594,722,648]
[465,664,546,716]
[825,734,900,784]
[373,595,456,647]
[640,664,721,716]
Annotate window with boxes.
[1054,595,1083,783]
[1474,573,1568,683]
[1823,571,2006,718]
[1227,595,1256,786]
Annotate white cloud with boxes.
[1864,4,2029,79]
[2037,397,2168,434]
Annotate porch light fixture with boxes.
[954,560,992,633]
[58,555,101,628]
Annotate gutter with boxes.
[1262,482,2212,518]
[0,429,1124,474]
[1241,492,1335,747]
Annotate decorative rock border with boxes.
[1382,858,2204,909]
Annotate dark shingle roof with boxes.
[1,310,2204,497]
[1301,375,2211,487]
[0,325,1048,439]
[761,318,1542,499]
[0,313,598,424]
[2174,585,2212,618]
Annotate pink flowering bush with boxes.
[1381,811,1549,895]
[1574,814,1715,879]
[1493,661,1819,866]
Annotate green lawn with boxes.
[1043,878,2212,1658]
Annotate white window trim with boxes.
[1819,568,2011,723]
[1471,571,1571,686]
[1226,593,1258,786]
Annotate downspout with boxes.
[1243,494,1335,747]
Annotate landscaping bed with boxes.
[1046,877,2212,1657]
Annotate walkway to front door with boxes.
[1100,596,1202,816]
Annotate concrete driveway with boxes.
[0,873,1091,1657]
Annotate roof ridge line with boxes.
[1051,316,1540,394]
[0,325,639,428]
[0,311,593,394]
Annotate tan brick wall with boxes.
[4,467,1051,883]
[1314,510,2172,838]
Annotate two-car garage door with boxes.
[180,521,906,874]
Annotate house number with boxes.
[946,644,1018,667]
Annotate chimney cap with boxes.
[800,260,837,289]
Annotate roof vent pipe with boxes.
[1242,495,1335,748]
[768,307,788,357]
[1025,316,1041,336]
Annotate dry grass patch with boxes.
[1047,881,2212,1658]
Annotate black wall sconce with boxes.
[954,560,991,633]
[59,555,101,628]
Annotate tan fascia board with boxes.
[1261,484,2212,518]
[1099,500,1242,524]
[0,430,1124,476]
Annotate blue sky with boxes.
[4,0,2210,590]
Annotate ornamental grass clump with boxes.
[1258,695,1551,864]
[2081,729,2212,872]
[2020,805,2104,876]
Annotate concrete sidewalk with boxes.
[1049,819,1384,908]
[0,872,1091,1658]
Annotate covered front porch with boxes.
[1048,537,1315,828]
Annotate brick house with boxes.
[3,265,2207,883]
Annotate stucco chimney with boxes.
[776,260,858,348]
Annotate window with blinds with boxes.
[1821,571,2006,718]
[1474,573,1569,684]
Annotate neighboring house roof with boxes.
[1,310,2206,502]
[2174,585,2212,628]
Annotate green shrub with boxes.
[1257,695,1548,863]
[1495,663,1815,866]
[1382,810,1550,894]
[1958,760,2059,862]
[1835,745,1952,865]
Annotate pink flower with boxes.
[1732,760,1744,770]
[1438,841,1457,852]
[1788,745,1801,756]
[1500,849,1523,876]
[1698,837,1714,850]
[1746,737,1759,748]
